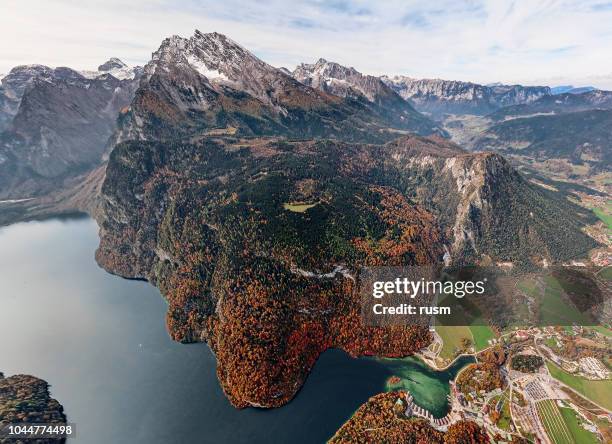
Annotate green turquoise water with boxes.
[380,355,475,418]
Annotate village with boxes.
[392,325,612,443]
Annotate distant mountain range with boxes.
[551,85,596,95]
[2,32,610,200]
[381,76,551,118]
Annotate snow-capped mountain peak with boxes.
[293,58,386,102]
[81,58,140,81]
[142,30,308,111]
[98,57,128,71]
[148,30,268,84]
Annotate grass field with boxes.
[544,337,561,350]
[469,325,495,351]
[593,205,612,231]
[497,393,513,431]
[537,400,573,444]
[598,266,612,281]
[517,276,594,325]
[559,406,599,444]
[435,325,472,360]
[282,202,318,212]
[591,325,612,338]
[539,276,591,325]
[546,362,612,410]
[517,278,539,296]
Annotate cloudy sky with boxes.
[2,0,612,88]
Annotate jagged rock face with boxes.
[95,134,595,408]
[0,67,140,198]
[0,373,67,441]
[293,59,443,135]
[381,138,596,263]
[488,83,551,107]
[115,30,440,144]
[0,65,57,132]
[381,75,550,119]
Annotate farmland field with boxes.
[435,325,472,360]
[282,202,318,212]
[539,277,591,325]
[536,400,573,444]
[469,325,495,351]
[591,325,612,338]
[593,205,612,231]
[559,406,599,444]
[546,362,612,410]
[598,266,612,281]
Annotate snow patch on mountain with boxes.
[80,58,140,81]
[185,54,228,81]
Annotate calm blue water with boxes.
[0,216,393,443]
[0,216,472,443]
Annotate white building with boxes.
[579,357,610,379]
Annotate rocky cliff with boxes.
[0,62,139,198]
[382,76,550,119]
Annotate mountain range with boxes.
[381,75,551,119]
[0,29,605,411]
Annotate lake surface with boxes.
[381,355,475,418]
[0,217,470,443]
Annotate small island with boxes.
[0,371,67,444]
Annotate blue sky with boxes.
[2,0,612,88]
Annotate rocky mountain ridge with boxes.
[381,75,551,119]
[114,30,441,144]
[292,58,443,135]
[0,60,140,198]
[488,89,612,121]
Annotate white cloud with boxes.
[1,0,612,88]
